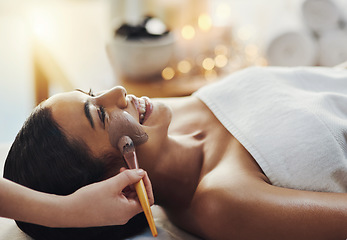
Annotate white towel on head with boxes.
[301,0,341,33]
[318,29,347,66]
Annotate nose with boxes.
[96,86,127,108]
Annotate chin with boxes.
[139,101,171,154]
[143,100,172,129]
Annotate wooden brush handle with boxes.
[135,179,158,237]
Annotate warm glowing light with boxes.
[245,44,259,57]
[30,8,56,42]
[237,26,255,41]
[162,67,175,80]
[212,2,231,25]
[216,3,231,19]
[204,69,217,81]
[177,60,192,73]
[202,58,215,70]
[214,45,228,56]
[215,55,228,68]
[181,25,195,40]
[198,14,212,31]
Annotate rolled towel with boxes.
[301,0,341,33]
[259,5,317,66]
[264,31,317,66]
[318,29,347,66]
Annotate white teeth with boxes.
[138,98,146,123]
[139,107,146,114]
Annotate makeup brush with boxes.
[118,136,158,237]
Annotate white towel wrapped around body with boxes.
[194,66,347,193]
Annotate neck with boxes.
[140,96,212,208]
[149,132,204,208]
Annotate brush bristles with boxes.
[117,136,134,155]
[123,142,135,154]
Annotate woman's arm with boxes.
[0,169,154,227]
[190,177,347,240]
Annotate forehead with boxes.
[44,91,86,122]
[44,91,85,107]
[42,91,116,157]
[43,91,90,138]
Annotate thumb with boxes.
[115,169,145,190]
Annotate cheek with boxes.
[83,130,114,157]
[107,111,148,149]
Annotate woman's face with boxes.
[43,86,172,169]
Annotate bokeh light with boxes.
[202,58,215,70]
[215,55,228,68]
[214,44,228,56]
[177,60,192,73]
[162,67,175,80]
[204,69,217,81]
[198,14,212,31]
[181,25,195,40]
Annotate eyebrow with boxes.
[84,100,94,129]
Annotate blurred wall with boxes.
[0,1,34,143]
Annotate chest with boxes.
[164,139,268,237]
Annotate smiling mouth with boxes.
[138,98,146,124]
[137,96,153,125]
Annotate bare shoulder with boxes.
[165,139,271,239]
[167,159,270,239]
[181,168,347,240]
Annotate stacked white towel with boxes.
[243,0,318,67]
[318,29,347,66]
[244,0,347,67]
[259,5,317,67]
[301,0,341,33]
[301,0,347,66]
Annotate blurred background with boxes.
[1,0,347,143]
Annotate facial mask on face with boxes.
[108,110,148,149]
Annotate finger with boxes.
[114,169,146,191]
[142,172,155,205]
[120,169,136,192]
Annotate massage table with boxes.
[0,143,200,240]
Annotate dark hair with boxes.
[3,105,147,240]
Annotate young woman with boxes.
[4,66,347,240]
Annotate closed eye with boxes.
[97,106,106,127]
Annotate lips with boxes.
[136,96,153,124]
